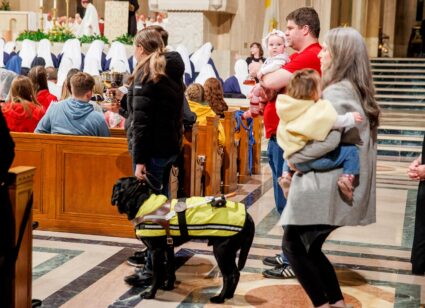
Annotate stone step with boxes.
[371,57,425,62]
[376,94,425,100]
[376,88,425,93]
[372,68,425,74]
[378,102,425,110]
[377,144,422,161]
[371,62,425,67]
[374,81,425,86]
[378,125,425,135]
[373,75,425,80]
[378,134,423,142]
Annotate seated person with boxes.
[105,41,130,73]
[223,59,253,97]
[176,44,194,86]
[37,39,59,68]
[0,68,17,101]
[28,66,58,111]
[57,39,85,71]
[46,66,61,99]
[83,40,107,75]
[35,72,110,136]
[204,77,228,117]
[186,83,225,146]
[1,76,45,132]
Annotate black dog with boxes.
[112,177,255,303]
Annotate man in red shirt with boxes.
[260,7,322,279]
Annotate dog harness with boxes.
[132,195,246,242]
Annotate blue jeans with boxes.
[294,145,359,175]
[267,137,287,215]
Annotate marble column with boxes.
[382,0,397,57]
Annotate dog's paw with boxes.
[210,295,225,304]
[140,289,156,299]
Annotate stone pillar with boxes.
[104,1,129,41]
[148,0,238,77]
[382,0,397,57]
[365,0,382,57]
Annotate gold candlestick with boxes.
[52,7,57,28]
[39,6,44,31]
[66,0,69,25]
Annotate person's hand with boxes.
[409,157,421,171]
[352,112,363,123]
[257,71,263,80]
[135,164,146,181]
[287,161,299,173]
[416,165,425,180]
[106,88,124,101]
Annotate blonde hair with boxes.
[287,69,320,100]
[322,27,380,130]
[8,76,41,117]
[129,29,166,84]
[185,83,204,103]
[204,78,228,116]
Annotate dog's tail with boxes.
[238,214,255,271]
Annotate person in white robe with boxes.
[106,41,130,73]
[37,39,54,68]
[57,39,82,87]
[0,39,5,67]
[76,0,100,37]
[176,44,193,85]
[233,59,253,97]
[83,40,104,76]
[190,42,213,74]
[19,39,36,69]
[194,64,216,86]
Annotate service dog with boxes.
[111,177,255,303]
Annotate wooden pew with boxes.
[237,107,251,183]
[11,133,134,238]
[252,115,263,175]
[8,166,36,308]
[220,111,238,193]
[182,123,202,196]
[196,116,221,196]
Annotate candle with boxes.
[39,0,43,7]
[53,0,57,9]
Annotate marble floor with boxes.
[32,159,424,308]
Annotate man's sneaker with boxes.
[127,250,147,267]
[262,264,296,279]
[124,268,152,287]
[262,254,286,267]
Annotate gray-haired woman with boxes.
[280,27,380,308]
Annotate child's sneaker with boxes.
[337,174,355,202]
[278,172,292,199]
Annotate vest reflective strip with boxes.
[139,224,243,232]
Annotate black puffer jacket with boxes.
[126,52,185,164]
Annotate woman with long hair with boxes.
[1,76,45,132]
[280,27,380,308]
[121,28,185,293]
[204,77,228,117]
[246,42,265,66]
[28,65,58,111]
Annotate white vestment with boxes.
[76,3,100,37]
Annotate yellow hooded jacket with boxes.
[276,94,337,159]
[188,100,225,146]
[134,194,246,238]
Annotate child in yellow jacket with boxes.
[276,69,363,201]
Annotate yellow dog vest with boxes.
[135,195,246,238]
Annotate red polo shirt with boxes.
[263,43,322,138]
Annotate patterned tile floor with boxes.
[32,160,425,307]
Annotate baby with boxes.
[243,29,290,119]
[276,69,363,202]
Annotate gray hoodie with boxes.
[35,97,110,136]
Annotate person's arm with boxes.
[287,84,356,164]
[260,68,292,91]
[132,87,154,165]
[182,96,196,126]
[34,106,53,133]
